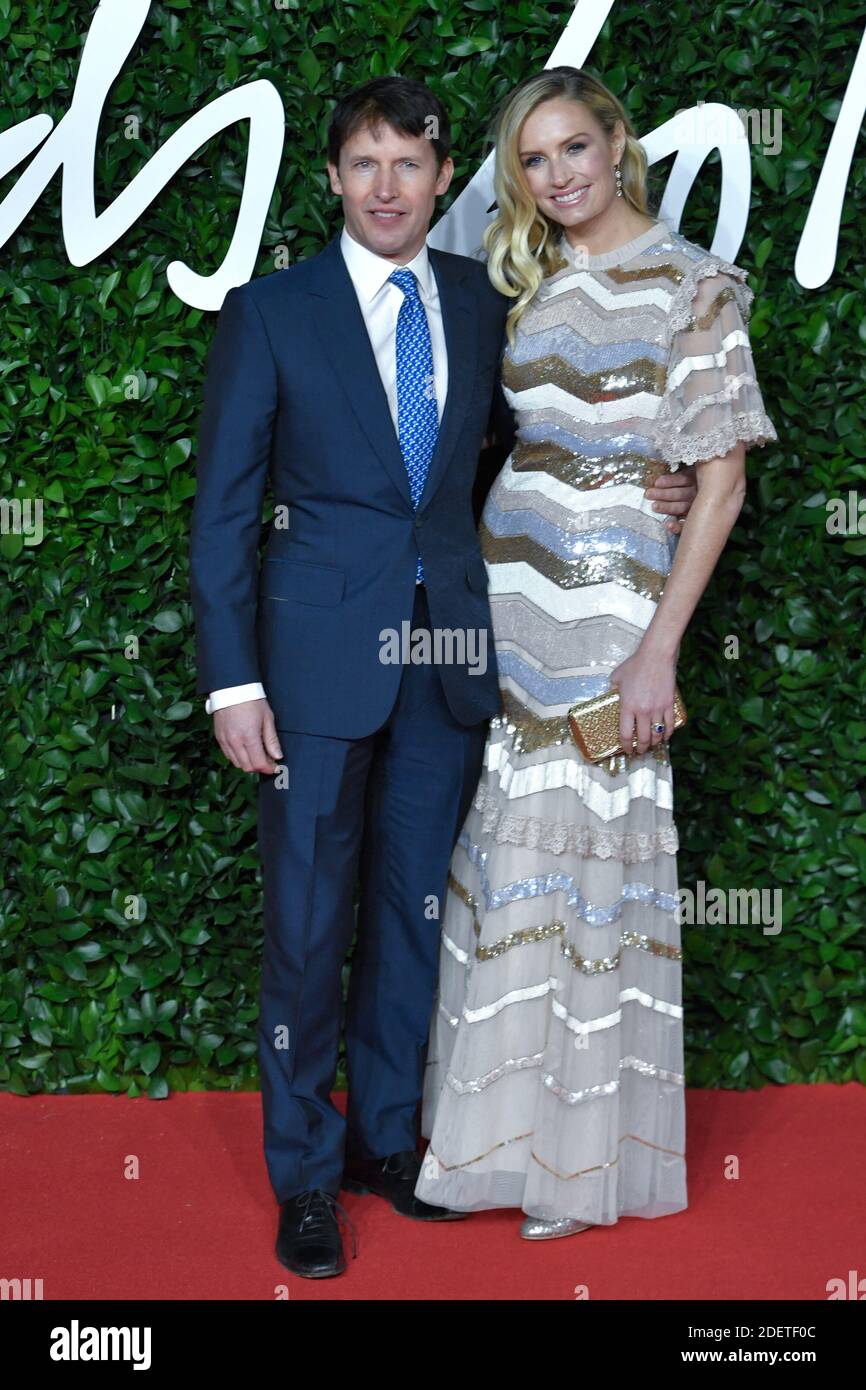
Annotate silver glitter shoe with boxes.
[520,1215,593,1240]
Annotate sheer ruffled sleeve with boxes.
[655,260,778,469]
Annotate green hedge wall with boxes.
[2,0,864,1097]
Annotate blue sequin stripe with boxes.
[458,833,679,926]
[484,503,673,573]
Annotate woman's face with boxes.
[517,97,623,233]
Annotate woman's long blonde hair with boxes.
[483,67,651,345]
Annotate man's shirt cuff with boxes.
[205,682,267,715]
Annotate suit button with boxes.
[413,516,423,529]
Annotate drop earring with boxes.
[614,164,623,197]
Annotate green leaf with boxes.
[87,825,117,853]
[80,1001,100,1043]
[139,1043,161,1076]
[165,701,193,720]
[84,373,108,406]
[153,610,183,633]
[298,50,321,86]
[754,237,772,269]
[445,37,494,55]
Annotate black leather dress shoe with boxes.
[275,1189,358,1278]
[342,1149,468,1221]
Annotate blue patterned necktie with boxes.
[388,267,439,584]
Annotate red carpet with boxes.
[1,1084,863,1300]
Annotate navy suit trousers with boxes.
[256,583,489,1202]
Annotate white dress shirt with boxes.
[205,224,448,715]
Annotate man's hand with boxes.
[213,698,284,774]
[645,465,698,534]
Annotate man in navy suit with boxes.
[190,76,695,1278]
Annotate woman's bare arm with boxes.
[610,442,747,753]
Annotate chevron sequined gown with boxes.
[415,218,777,1223]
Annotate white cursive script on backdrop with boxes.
[0,0,862,307]
[0,0,283,309]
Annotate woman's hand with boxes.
[608,650,677,756]
[644,465,698,534]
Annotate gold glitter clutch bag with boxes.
[567,686,687,762]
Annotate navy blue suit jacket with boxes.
[190,232,515,738]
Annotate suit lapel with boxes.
[305,235,478,515]
[418,246,477,513]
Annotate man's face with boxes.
[328,121,454,264]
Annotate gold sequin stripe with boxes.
[499,688,571,755]
[445,872,682,969]
[447,871,476,913]
[603,261,687,287]
[482,921,569,959]
[502,352,666,400]
[425,1129,683,1175]
[426,1130,534,1171]
[530,1132,685,1181]
[526,258,683,314]
[509,441,671,493]
[545,249,572,279]
[499,687,671,761]
[478,526,667,603]
[681,283,737,333]
[448,869,562,958]
[561,931,681,972]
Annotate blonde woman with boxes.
[415,66,777,1237]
